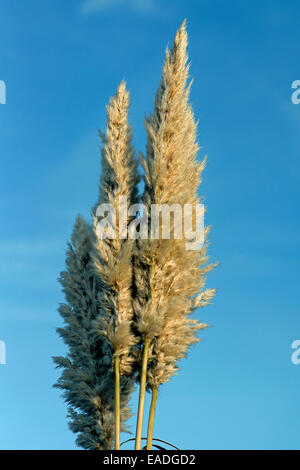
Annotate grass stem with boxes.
[135,337,150,450]
[146,386,158,449]
[115,356,120,450]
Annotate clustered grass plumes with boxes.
[53,20,217,451]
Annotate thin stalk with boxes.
[146,386,158,449]
[114,356,120,450]
[135,337,150,450]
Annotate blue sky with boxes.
[0,0,300,450]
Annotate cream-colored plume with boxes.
[92,81,139,375]
[134,20,217,388]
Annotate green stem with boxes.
[135,337,150,450]
[146,386,158,449]
[115,356,120,450]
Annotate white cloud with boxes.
[81,0,155,14]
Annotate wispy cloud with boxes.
[81,0,156,14]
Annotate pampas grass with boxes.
[53,83,139,450]
[53,216,134,449]
[133,19,217,449]
[91,81,139,448]
[53,20,217,451]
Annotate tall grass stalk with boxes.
[146,386,158,449]
[135,338,150,450]
[114,356,120,450]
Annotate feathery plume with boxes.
[91,81,140,448]
[53,216,134,450]
[133,20,217,448]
